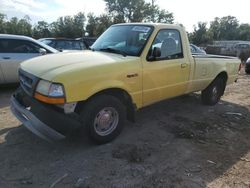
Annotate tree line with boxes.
[0,0,173,39]
[0,0,250,44]
[189,16,250,46]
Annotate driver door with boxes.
[142,29,190,106]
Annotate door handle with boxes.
[181,63,188,68]
[127,73,138,78]
[2,57,11,60]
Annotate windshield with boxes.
[35,40,58,53]
[92,25,153,56]
[39,39,52,45]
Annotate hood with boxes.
[20,50,136,80]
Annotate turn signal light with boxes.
[34,92,65,104]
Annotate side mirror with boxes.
[147,47,161,61]
[39,48,47,55]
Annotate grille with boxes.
[19,69,39,96]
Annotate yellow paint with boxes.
[20,23,240,109]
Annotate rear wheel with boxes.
[201,77,225,105]
[80,95,126,144]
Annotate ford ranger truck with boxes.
[11,23,240,143]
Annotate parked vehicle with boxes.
[206,42,250,57]
[190,44,206,55]
[38,38,86,51]
[245,58,250,74]
[0,34,57,84]
[234,43,250,57]
[11,23,240,143]
[76,37,97,49]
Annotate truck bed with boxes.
[187,55,240,93]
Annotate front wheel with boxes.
[80,95,126,144]
[201,77,225,105]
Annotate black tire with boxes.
[80,95,126,144]
[201,77,225,105]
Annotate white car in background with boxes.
[190,44,206,55]
[0,34,58,84]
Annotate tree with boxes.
[237,24,250,41]
[49,12,86,38]
[5,17,19,34]
[0,13,6,33]
[85,13,98,37]
[104,0,150,22]
[152,8,174,23]
[73,12,86,37]
[145,2,174,23]
[86,13,112,37]
[95,14,113,36]
[104,0,173,23]
[4,15,32,36]
[209,16,239,40]
[33,21,51,38]
[17,16,32,36]
[189,22,212,45]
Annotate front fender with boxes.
[65,79,142,108]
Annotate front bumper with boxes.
[11,96,65,141]
[10,88,82,142]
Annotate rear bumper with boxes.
[245,64,250,72]
[11,96,65,141]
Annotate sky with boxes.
[0,0,249,32]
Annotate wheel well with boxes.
[216,71,228,94]
[76,88,136,122]
[216,71,228,82]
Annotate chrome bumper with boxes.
[10,96,65,142]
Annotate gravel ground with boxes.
[0,73,250,188]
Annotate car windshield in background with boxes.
[92,25,153,56]
[39,39,52,45]
[39,39,86,51]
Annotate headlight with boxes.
[35,80,65,104]
[36,80,64,97]
[48,83,64,97]
[36,80,51,96]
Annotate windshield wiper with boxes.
[99,48,127,57]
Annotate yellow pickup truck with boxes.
[11,23,240,143]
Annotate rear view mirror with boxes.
[147,47,161,61]
[39,48,47,55]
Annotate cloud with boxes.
[52,0,106,16]
[0,0,47,17]
[0,0,107,23]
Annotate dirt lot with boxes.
[0,74,250,188]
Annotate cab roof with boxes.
[113,23,185,30]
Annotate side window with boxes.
[55,41,64,49]
[8,39,40,53]
[148,29,183,61]
[0,39,10,53]
[71,41,81,50]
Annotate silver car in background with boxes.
[0,34,58,84]
[190,44,206,55]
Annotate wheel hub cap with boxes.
[212,86,218,100]
[94,107,119,136]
